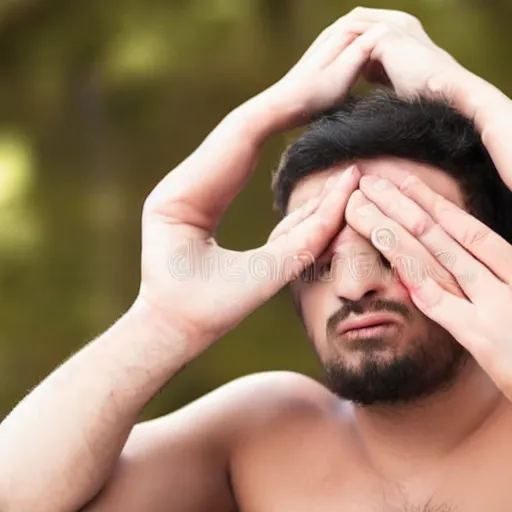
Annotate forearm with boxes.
[0,299,191,512]
[428,66,512,191]
[154,83,304,227]
[231,84,304,135]
[441,68,512,132]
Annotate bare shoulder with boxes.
[145,371,336,437]
[121,371,338,491]
[83,372,332,512]
[128,371,336,451]
[219,370,334,407]
[208,371,337,426]
[200,371,343,448]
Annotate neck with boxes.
[350,358,506,471]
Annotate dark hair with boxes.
[271,89,512,243]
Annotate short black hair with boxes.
[271,89,512,243]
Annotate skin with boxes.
[3,6,512,512]
[287,159,471,406]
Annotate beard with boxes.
[320,300,470,406]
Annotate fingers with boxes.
[295,5,402,66]
[345,189,464,297]
[293,22,391,114]
[266,197,320,245]
[347,6,419,23]
[397,175,512,285]
[358,175,502,302]
[297,20,373,68]
[267,173,335,244]
[345,7,429,40]
[142,15,377,235]
[297,6,428,71]
[319,22,394,98]
[291,7,418,73]
[404,271,480,352]
[329,21,404,81]
[142,7,435,239]
[260,165,360,293]
[311,21,371,69]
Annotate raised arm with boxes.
[336,7,512,191]
[0,14,376,512]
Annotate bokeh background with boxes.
[1,0,511,420]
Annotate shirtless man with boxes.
[2,7,512,512]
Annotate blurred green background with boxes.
[1,0,511,420]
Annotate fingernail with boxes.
[399,175,420,192]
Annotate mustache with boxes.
[326,298,411,338]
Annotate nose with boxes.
[331,229,393,302]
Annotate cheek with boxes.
[295,284,333,342]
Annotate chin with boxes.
[322,341,469,406]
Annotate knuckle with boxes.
[318,22,336,40]
[409,214,436,238]
[395,254,426,285]
[350,6,368,16]
[429,260,460,291]
[440,272,462,295]
[374,21,401,40]
[435,250,457,272]
[459,226,491,248]
[142,194,158,218]
[395,11,421,27]
[434,194,456,218]
[399,174,422,194]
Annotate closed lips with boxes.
[337,314,402,335]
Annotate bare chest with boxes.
[231,421,512,512]
[233,461,512,512]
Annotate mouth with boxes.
[336,313,403,339]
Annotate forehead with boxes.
[286,157,466,214]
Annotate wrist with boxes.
[426,63,471,105]
[449,69,491,125]
[429,66,505,132]
[122,296,196,367]
[227,83,308,145]
[128,290,223,364]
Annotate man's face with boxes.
[287,157,470,406]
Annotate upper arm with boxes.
[80,383,241,512]
[80,371,328,512]
[82,418,236,511]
